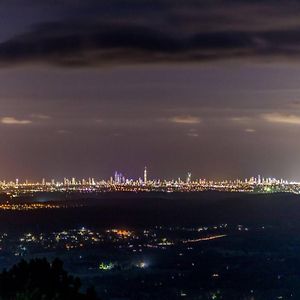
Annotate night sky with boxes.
[2,1,300,180]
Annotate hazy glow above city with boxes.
[1,1,300,180]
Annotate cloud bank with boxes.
[169,115,201,124]
[262,112,300,125]
[2,1,300,67]
[1,117,32,125]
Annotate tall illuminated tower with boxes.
[186,172,192,184]
[144,166,147,183]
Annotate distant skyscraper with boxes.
[114,171,119,183]
[114,171,124,184]
[144,166,147,183]
[186,172,192,184]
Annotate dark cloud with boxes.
[1,1,300,66]
[0,23,295,67]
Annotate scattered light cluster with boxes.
[0,203,62,210]
[0,224,257,258]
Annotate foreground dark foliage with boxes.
[0,258,97,300]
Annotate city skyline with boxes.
[0,167,297,187]
[0,169,296,184]
[0,169,299,196]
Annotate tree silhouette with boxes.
[0,258,98,300]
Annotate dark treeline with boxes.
[0,258,98,300]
